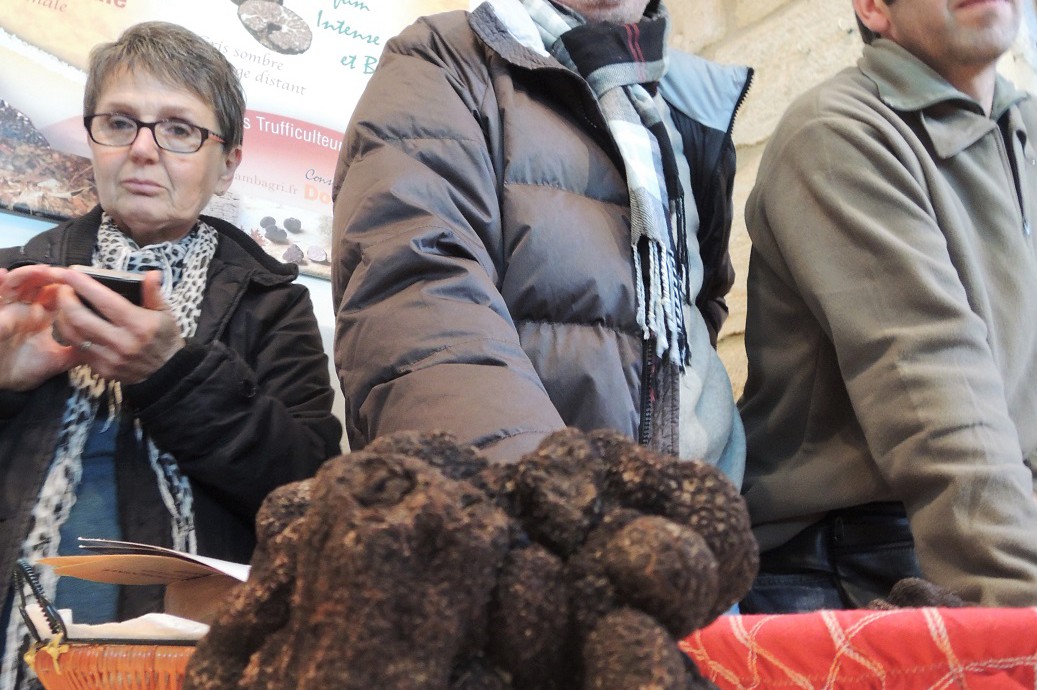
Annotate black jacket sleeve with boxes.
[123,281,341,521]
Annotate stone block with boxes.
[668,0,727,53]
[734,0,791,28]
[711,0,862,147]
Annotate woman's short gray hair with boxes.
[84,21,245,149]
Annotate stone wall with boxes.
[671,0,1037,397]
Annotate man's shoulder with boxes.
[379,8,502,88]
[395,8,471,40]
[768,64,888,143]
[793,62,879,114]
[386,9,481,59]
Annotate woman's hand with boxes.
[0,268,79,391]
[1,265,185,385]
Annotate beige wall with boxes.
[672,0,1037,397]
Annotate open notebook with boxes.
[36,538,249,625]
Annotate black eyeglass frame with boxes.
[83,113,227,153]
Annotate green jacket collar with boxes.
[859,39,1029,159]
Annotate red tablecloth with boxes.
[681,607,1037,689]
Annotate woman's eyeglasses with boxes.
[84,113,226,154]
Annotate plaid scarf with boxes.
[522,0,689,365]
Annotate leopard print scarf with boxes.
[2,214,218,690]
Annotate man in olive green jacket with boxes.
[740,0,1037,611]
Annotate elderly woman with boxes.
[0,22,341,688]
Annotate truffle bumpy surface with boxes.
[184,429,758,690]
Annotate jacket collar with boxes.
[20,206,298,286]
[469,0,751,134]
[658,51,751,136]
[14,206,101,268]
[470,0,561,68]
[11,207,300,345]
[860,39,1029,159]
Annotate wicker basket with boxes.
[15,559,195,690]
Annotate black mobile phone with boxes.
[69,265,145,308]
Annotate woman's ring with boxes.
[78,340,93,352]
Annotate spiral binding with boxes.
[14,558,67,643]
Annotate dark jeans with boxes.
[741,572,845,613]
[741,502,923,614]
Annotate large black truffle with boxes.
[185,429,756,690]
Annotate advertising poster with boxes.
[0,0,465,278]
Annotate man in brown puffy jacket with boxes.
[331,0,751,484]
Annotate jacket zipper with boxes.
[995,119,1030,236]
[727,67,755,139]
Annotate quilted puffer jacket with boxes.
[332,0,750,473]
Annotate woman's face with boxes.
[88,69,242,246]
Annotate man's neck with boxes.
[936,62,1000,116]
